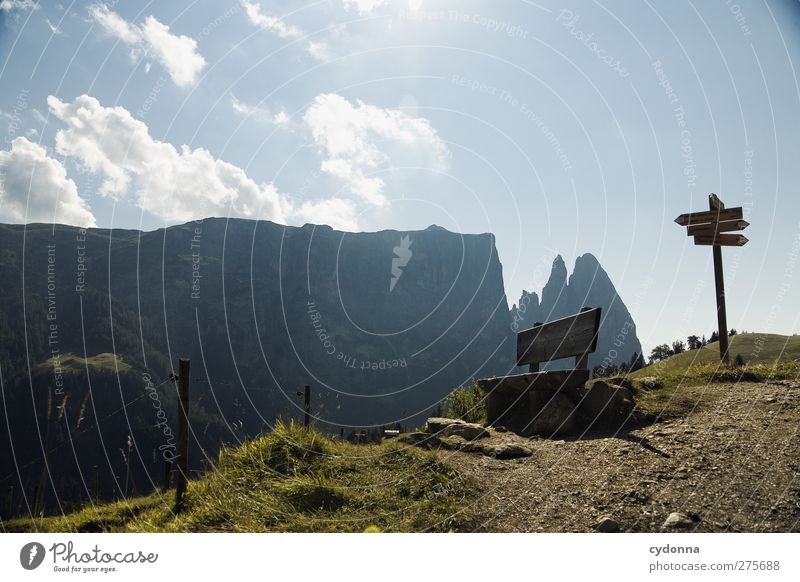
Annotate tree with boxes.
[701,335,707,346]
[629,352,646,372]
[671,340,686,354]
[649,344,673,363]
[687,335,702,350]
[729,328,738,337]
[709,331,719,343]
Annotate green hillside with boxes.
[35,352,131,374]
[4,421,476,533]
[633,333,800,378]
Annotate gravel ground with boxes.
[442,380,800,532]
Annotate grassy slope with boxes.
[4,421,476,533]
[632,333,800,377]
[626,333,800,420]
[35,352,131,374]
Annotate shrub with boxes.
[441,381,486,424]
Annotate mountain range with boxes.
[0,219,641,512]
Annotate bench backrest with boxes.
[516,307,602,371]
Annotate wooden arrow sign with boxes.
[693,233,749,246]
[686,219,750,236]
[675,207,743,226]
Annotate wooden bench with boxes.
[477,307,602,436]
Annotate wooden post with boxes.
[175,358,190,511]
[709,195,730,364]
[303,385,311,428]
[162,460,172,492]
[576,307,593,370]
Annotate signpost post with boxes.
[675,194,749,364]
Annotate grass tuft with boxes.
[5,420,476,533]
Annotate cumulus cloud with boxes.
[90,3,205,87]
[303,93,448,206]
[0,0,38,11]
[0,137,96,227]
[47,94,286,223]
[240,1,301,39]
[342,0,387,15]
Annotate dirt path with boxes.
[442,380,800,532]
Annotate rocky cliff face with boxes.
[510,254,643,371]
[0,219,640,508]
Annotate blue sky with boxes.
[1,0,799,355]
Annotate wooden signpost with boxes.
[675,193,749,364]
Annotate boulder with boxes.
[426,417,461,433]
[578,381,634,431]
[425,417,489,440]
[529,393,578,435]
[661,512,698,529]
[481,441,535,459]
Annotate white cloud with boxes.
[303,93,448,206]
[342,0,387,15]
[295,198,359,231]
[48,94,286,223]
[0,137,96,227]
[90,4,205,87]
[0,0,38,11]
[230,95,290,126]
[241,1,301,39]
[306,40,330,62]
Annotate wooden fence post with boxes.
[175,358,190,511]
[303,385,311,428]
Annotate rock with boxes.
[594,516,620,532]
[426,417,463,433]
[482,441,534,459]
[637,376,663,390]
[442,422,489,440]
[529,392,579,435]
[578,381,635,431]
[425,417,488,440]
[662,512,698,529]
[494,426,508,433]
[607,376,634,390]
